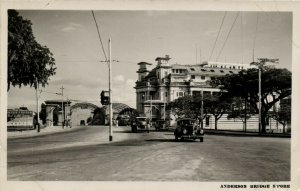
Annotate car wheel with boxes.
[200,137,204,142]
[175,135,179,141]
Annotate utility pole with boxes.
[108,38,113,142]
[35,78,40,132]
[60,86,64,128]
[150,99,152,127]
[258,67,262,134]
[201,88,204,128]
[251,58,278,134]
[244,96,247,132]
[66,96,69,128]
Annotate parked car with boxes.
[131,117,149,133]
[174,118,204,142]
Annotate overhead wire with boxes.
[208,12,227,61]
[91,10,108,61]
[216,12,240,61]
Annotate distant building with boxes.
[135,55,254,118]
[134,55,284,130]
[70,102,98,126]
[44,99,71,127]
[44,100,138,127]
[101,103,138,124]
[7,108,36,130]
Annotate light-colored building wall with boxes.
[70,107,94,126]
[135,56,286,131]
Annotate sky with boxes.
[7,10,292,111]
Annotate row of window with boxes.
[176,91,185,97]
[172,68,234,74]
[172,69,185,74]
[210,64,244,69]
[176,91,220,97]
[139,90,220,101]
[190,75,215,80]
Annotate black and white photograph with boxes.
[1,0,299,191]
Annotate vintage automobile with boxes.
[174,118,204,142]
[131,116,149,133]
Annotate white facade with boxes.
[135,55,246,114]
[135,55,285,131]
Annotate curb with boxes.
[7,126,84,140]
[204,130,291,138]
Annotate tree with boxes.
[271,98,291,133]
[166,95,202,120]
[39,103,47,124]
[210,60,291,133]
[203,94,230,130]
[166,94,230,130]
[8,10,56,91]
[227,97,255,131]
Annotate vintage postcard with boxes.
[1,0,299,191]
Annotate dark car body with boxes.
[174,118,204,142]
[131,117,149,133]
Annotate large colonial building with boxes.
[134,55,289,131]
[135,55,283,129]
[135,55,255,118]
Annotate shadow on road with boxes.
[146,138,197,143]
[113,130,132,133]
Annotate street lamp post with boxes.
[35,79,40,133]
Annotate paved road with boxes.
[7,126,290,181]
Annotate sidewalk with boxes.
[7,126,134,152]
[7,125,83,139]
[204,129,291,138]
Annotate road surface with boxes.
[7,126,290,181]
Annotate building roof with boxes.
[101,103,132,113]
[172,64,240,76]
[70,102,99,110]
[144,100,165,103]
[144,66,158,79]
[137,62,152,65]
[155,55,171,61]
[45,99,72,104]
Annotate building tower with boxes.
[136,62,152,113]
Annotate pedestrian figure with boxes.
[147,120,150,133]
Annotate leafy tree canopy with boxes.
[166,93,230,129]
[210,64,291,133]
[8,10,56,91]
